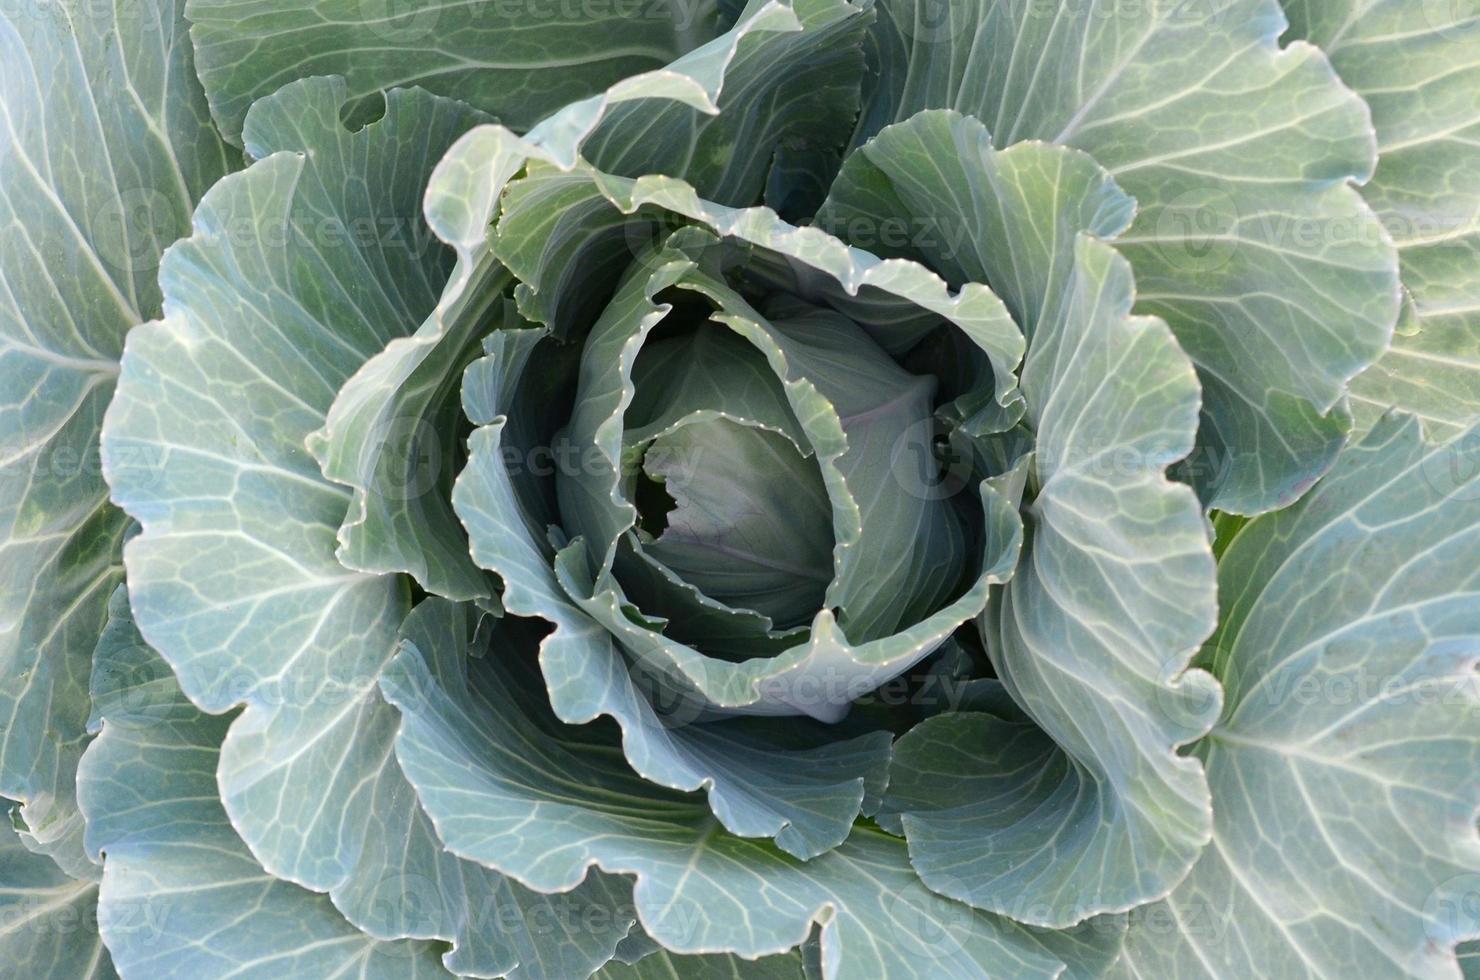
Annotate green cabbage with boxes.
[1,0,1477,977]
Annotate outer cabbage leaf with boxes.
[76,592,452,979]
[103,71,454,910]
[1284,1,1480,437]
[1114,415,1480,979]
[380,597,1124,979]
[987,240,1219,924]
[106,589,635,979]
[575,0,867,209]
[188,0,726,142]
[0,0,234,877]
[827,112,1220,927]
[100,77,635,973]
[856,0,1401,512]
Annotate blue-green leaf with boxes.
[77,597,451,979]
[856,0,1402,512]
[1284,1,1480,439]
[101,77,635,975]
[1114,415,1480,979]
[189,0,723,143]
[0,0,233,879]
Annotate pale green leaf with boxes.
[977,229,1220,924]
[188,0,725,143]
[0,0,233,877]
[1284,1,1480,438]
[101,77,634,974]
[857,0,1402,512]
[1114,415,1480,979]
[76,609,451,979]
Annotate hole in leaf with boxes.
[633,471,678,538]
